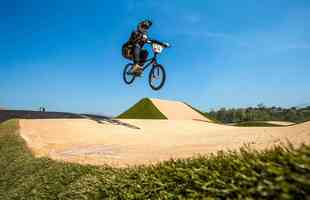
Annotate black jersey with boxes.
[128,30,148,47]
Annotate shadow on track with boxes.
[0,110,140,130]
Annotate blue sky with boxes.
[1,0,309,115]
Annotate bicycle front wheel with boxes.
[148,64,166,90]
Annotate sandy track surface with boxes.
[19,119,310,167]
[266,121,296,126]
[150,98,210,121]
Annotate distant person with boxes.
[122,20,152,75]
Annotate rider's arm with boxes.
[129,31,142,44]
[146,39,170,48]
[142,34,148,43]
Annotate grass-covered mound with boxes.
[1,120,310,199]
[234,121,285,127]
[117,98,167,119]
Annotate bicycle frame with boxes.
[127,40,170,76]
[123,39,170,90]
[141,52,159,72]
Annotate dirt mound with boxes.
[118,98,212,121]
[18,119,310,167]
[150,98,211,121]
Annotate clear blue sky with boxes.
[1,0,309,116]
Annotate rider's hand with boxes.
[142,34,148,43]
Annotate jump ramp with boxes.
[118,98,212,121]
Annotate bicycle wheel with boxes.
[148,64,166,90]
[123,63,135,84]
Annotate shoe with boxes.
[131,64,143,76]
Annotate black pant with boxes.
[134,44,148,65]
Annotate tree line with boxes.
[207,104,310,124]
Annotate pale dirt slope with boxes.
[19,119,310,167]
[150,98,210,121]
[266,121,296,126]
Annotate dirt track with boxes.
[266,121,296,126]
[19,119,310,167]
[150,98,210,121]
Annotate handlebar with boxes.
[148,39,171,48]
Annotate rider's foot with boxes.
[136,72,143,77]
[131,63,143,76]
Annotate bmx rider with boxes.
[122,20,152,75]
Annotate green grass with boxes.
[117,98,167,119]
[233,121,285,127]
[1,120,310,199]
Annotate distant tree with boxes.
[257,103,265,110]
[206,104,310,123]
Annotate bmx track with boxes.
[16,98,310,167]
[19,119,310,167]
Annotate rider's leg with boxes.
[133,44,141,64]
[132,44,143,74]
[139,49,148,66]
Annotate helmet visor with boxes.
[141,23,149,30]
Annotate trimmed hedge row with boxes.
[0,120,309,199]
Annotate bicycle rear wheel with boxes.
[148,64,166,90]
[123,63,135,84]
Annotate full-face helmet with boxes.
[138,20,152,33]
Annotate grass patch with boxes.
[233,121,285,127]
[117,98,167,119]
[1,120,310,199]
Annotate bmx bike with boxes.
[123,39,170,91]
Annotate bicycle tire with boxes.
[148,64,166,90]
[123,63,135,85]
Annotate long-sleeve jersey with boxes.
[128,30,148,47]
